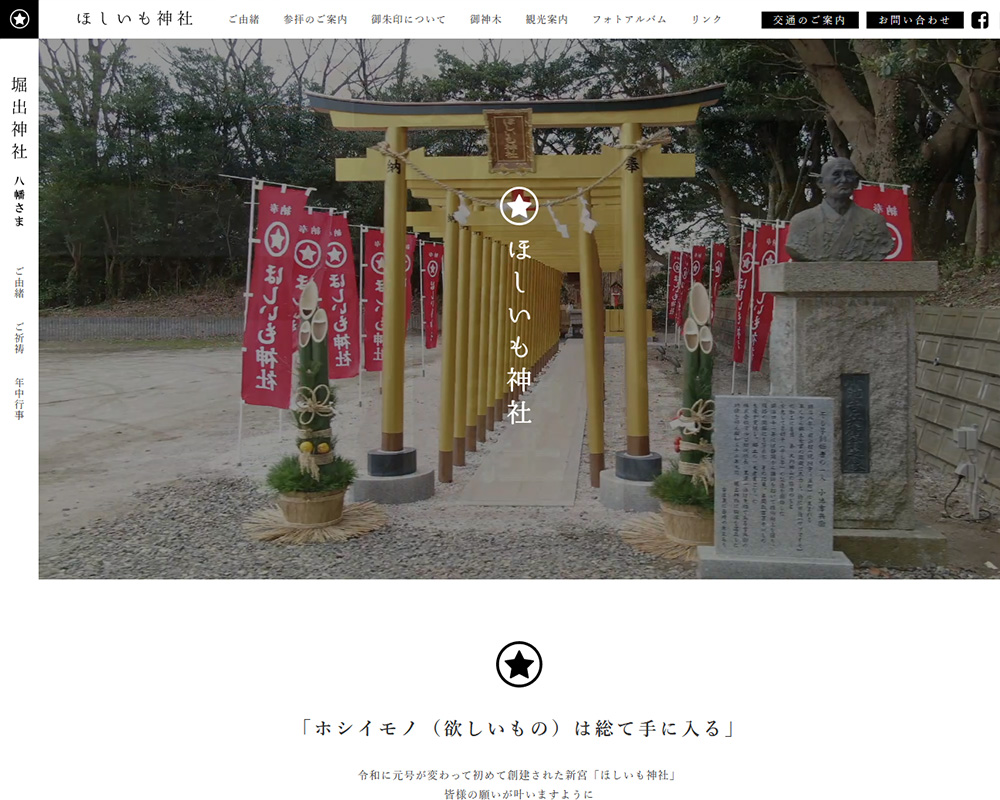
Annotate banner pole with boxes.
[707,241,713,322]
[674,254,680,346]
[706,239,713,308]
[672,254,680,346]
[236,177,259,466]
[663,252,669,345]
[418,240,426,377]
[731,226,745,395]
[219,173,317,194]
[746,222,759,396]
[690,243,695,293]
[359,226,366,408]
[236,402,246,466]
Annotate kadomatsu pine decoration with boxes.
[247,280,385,544]
[647,281,716,556]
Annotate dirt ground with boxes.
[40,337,1000,574]
[911,461,1000,573]
[39,337,446,561]
[40,342,247,553]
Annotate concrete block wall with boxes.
[712,298,1000,504]
[914,307,1000,504]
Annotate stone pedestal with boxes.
[760,261,944,565]
[350,447,435,504]
[598,469,659,512]
[350,469,435,504]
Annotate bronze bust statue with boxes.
[785,157,895,262]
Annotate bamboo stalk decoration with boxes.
[672,282,715,493]
[293,280,337,481]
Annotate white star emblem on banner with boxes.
[294,239,321,268]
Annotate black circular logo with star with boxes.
[496,641,542,688]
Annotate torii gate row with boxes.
[336,144,697,270]
[334,169,664,486]
[309,86,724,503]
[405,208,624,266]
[403,201,620,486]
[403,209,608,485]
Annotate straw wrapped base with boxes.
[277,489,345,525]
[245,501,387,544]
[621,502,714,562]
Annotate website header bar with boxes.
[23,4,998,39]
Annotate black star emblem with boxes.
[504,650,534,680]
[496,641,542,688]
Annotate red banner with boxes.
[362,230,417,372]
[324,213,360,379]
[750,224,777,373]
[667,251,681,324]
[405,233,416,325]
[421,242,443,349]
[677,251,692,324]
[290,206,334,354]
[671,251,691,327]
[362,229,385,372]
[241,185,310,409]
[710,242,725,325]
[691,245,707,286]
[732,228,756,365]
[852,184,913,261]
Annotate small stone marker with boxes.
[697,395,854,579]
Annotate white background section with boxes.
[8,1,1000,797]
[9,584,1000,797]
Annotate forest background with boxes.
[38,38,1000,309]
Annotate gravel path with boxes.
[41,340,692,579]
[40,472,692,579]
[40,336,995,579]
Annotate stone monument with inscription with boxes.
[698,396,853,579]
[759,258,944,566]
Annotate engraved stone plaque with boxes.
[841,373,870,473]
[714,396,834,559]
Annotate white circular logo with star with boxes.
[294,239,321,269]
[499,186,539,227]
[325,241,347,268]
[370,252,385,275]
[10,9,29,28]
[496,641,542,688]
[426,259,439,279]
[264,222,290,257]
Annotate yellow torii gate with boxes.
[309,86,724,503]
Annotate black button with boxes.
[866,11,964,28]
[761,11,860,28]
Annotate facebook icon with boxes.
[971,11,989,28]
